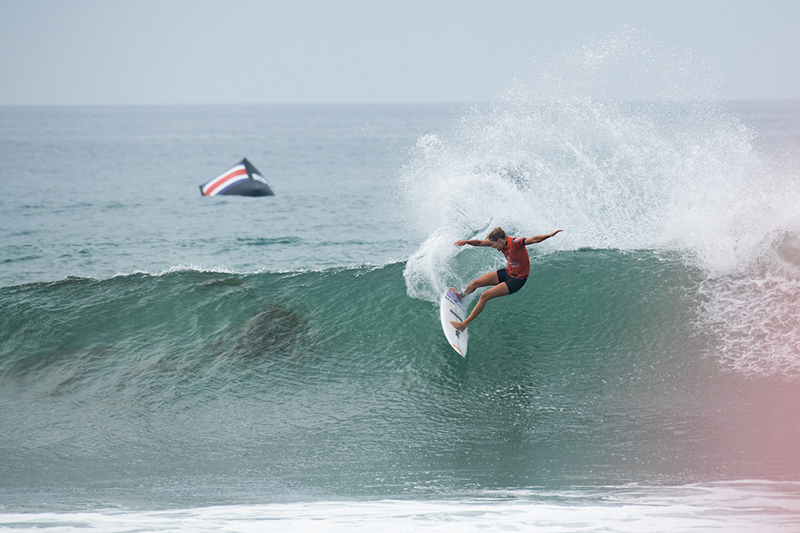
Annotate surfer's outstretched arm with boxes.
[454,239,493,247]
[523,230,563,245]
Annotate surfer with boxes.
[449,227,563,331]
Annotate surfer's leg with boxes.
[461,270,500,297]
[450,270,497,299]
[450,282,509,331]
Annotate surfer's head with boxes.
[486,227,507,249]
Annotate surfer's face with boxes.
[490,238,505,250]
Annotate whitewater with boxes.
[2,30,800,531]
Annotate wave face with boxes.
[3,260,800,508]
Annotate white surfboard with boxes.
[440,289,469,357]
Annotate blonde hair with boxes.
[486,227,506,242]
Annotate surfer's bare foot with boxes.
[448,287,464,299]
[450,320,466,332]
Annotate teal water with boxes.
[0,104,461,282]
[2,93,800,529]
[2,253,800,509]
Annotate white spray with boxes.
[401,28,800,376]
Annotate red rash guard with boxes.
[501,237,529,279]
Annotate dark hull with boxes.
[216,180,274,197]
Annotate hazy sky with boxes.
[1,0,798,105]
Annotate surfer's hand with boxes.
[454,240,467,246]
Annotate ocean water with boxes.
[3,46,800,532]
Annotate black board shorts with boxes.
[497,268,527,295]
